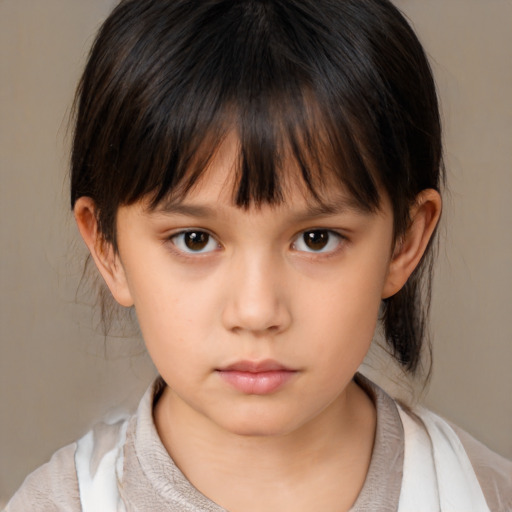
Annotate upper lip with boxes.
[217,360,294,373]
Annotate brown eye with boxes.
[184,231,209,250]
[293,230,343,253]
[303,230,330,251]
[171,231,219,253]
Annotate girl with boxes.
[6,0,511,510]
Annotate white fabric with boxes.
[397,405,439,510]
[75,420,128,512]
[398,405,491,512]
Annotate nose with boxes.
[221,252,291,336]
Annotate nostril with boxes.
[229,324,280,336]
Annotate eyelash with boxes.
[167,229,346,257]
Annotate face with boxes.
[111,139,397,438]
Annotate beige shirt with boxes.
[6,375,512,511]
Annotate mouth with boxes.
[215,360,297,395]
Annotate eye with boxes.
[170,230,220,254]
[292,229,343,253]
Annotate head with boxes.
[72,0,443,379]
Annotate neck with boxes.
[154,378,376,512]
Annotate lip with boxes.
[216,360,297,395]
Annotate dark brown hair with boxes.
[71,0,444,373]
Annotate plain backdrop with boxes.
[1,0,511,504]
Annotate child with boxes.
[6,0,511,510]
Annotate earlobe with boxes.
[382,189,442,299]
[73,197,134,307]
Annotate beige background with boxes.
[1,0,511,504]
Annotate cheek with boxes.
[127,264,222,365]
[299,256,388,362]
[311,297,378,366]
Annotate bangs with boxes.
[110,19,382,213]
[143,90,381,214]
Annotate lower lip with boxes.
[217,370,296,394]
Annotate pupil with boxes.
[304,230,328,250]
[185,231,209,251]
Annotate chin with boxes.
[215,406,302,438]
[225,423,293,438]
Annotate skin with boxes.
[75,136,441,511]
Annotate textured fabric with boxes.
[5,374,512,511]
[397,405,491,511]
[450,423,512,512]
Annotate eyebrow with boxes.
[297,197,371,220]
[153,202,217,219]
[152,195,371,221]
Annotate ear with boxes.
[74,197,134,307]
[382,189,442,299]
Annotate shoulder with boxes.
[405,405,512,512]
[5,419,130,512]
[451,422,512,512]
[5,442,80,512]
[354,374,511,511]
